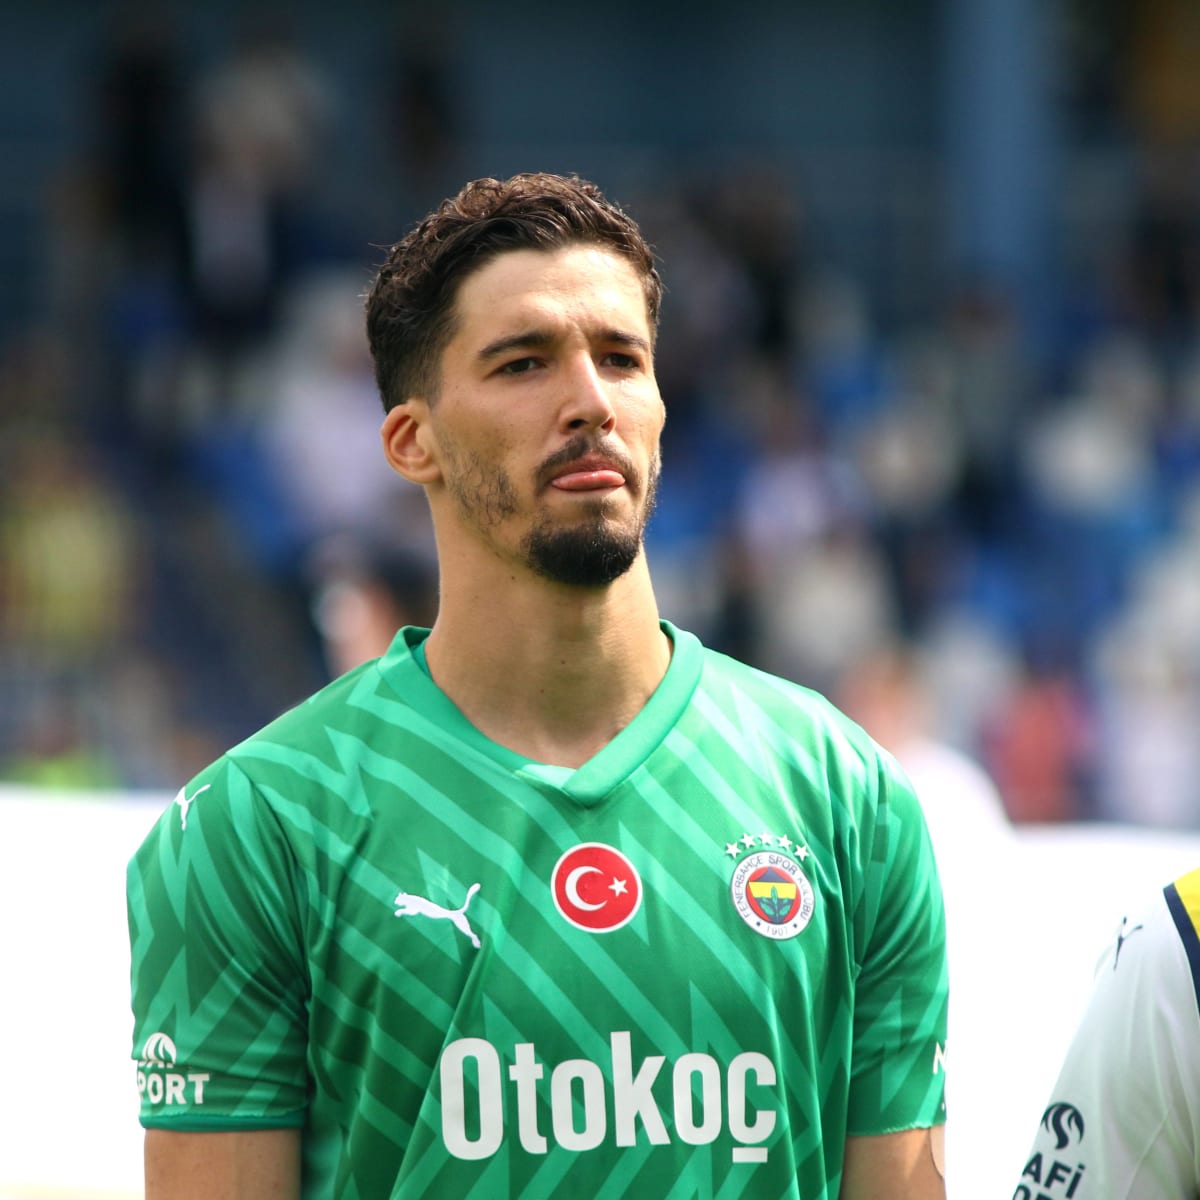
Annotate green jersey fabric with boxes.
[128,622,947,1198]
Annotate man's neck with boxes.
[422,563,670,769]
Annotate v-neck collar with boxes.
[376,620,702,806]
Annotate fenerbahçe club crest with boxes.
[726,831,816,940]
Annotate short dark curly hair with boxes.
[365,173,663,412]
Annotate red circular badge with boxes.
[551,843,642,933]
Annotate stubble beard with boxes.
[444,441,660,589]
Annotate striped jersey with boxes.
[128,622,948,1198]
[1016,867,1200,1199]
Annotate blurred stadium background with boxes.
[5,0,1200,1196]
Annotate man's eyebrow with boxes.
[477,330,554,362]
[476,328,652,362]
[605,329,653,354]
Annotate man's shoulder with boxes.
[132,659,411,866]
[203,650,437,803]
[229,658,389,759]
[688,644,913,830]
[695,643,878,757]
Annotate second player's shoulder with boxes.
[1015,872,1200,1199]
[1104,869,1200,1008]
[1065,873,1200,1072]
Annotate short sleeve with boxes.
[846,753,949,1135]
[1014,887,1200,1198]
[127,757,309,1130]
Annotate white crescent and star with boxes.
[564,865,629,909]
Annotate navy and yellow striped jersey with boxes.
[1016,866,1200,1199]
[1165,869,1200,1016]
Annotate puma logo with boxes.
[1113,915,1144,969]
[173,784,211,831]
[394,883,482,949]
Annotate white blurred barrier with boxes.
[2,786,1198,1199]
[0,788,167,1200]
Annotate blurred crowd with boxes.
[6,9,1200,831]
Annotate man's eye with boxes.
[603,352,639,370]
[500,358,540,375]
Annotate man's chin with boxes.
[523,523,642,588]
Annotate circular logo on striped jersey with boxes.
[551,843,642,933]
[730,851,815,939]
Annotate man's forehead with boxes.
[451,244,651,333]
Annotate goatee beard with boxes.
[523,520,645,587]
[523,449,660,587]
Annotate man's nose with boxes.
[562,356,617,432]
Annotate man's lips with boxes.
[550,468,626,491]
[548,458,627,491]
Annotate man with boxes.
[1014,866,1200,1199]
[128,172,948,1198]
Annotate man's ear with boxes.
[381,399,441,485]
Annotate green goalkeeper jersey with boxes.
[128,622,947,1198]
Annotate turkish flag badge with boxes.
[551,842,643,933]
